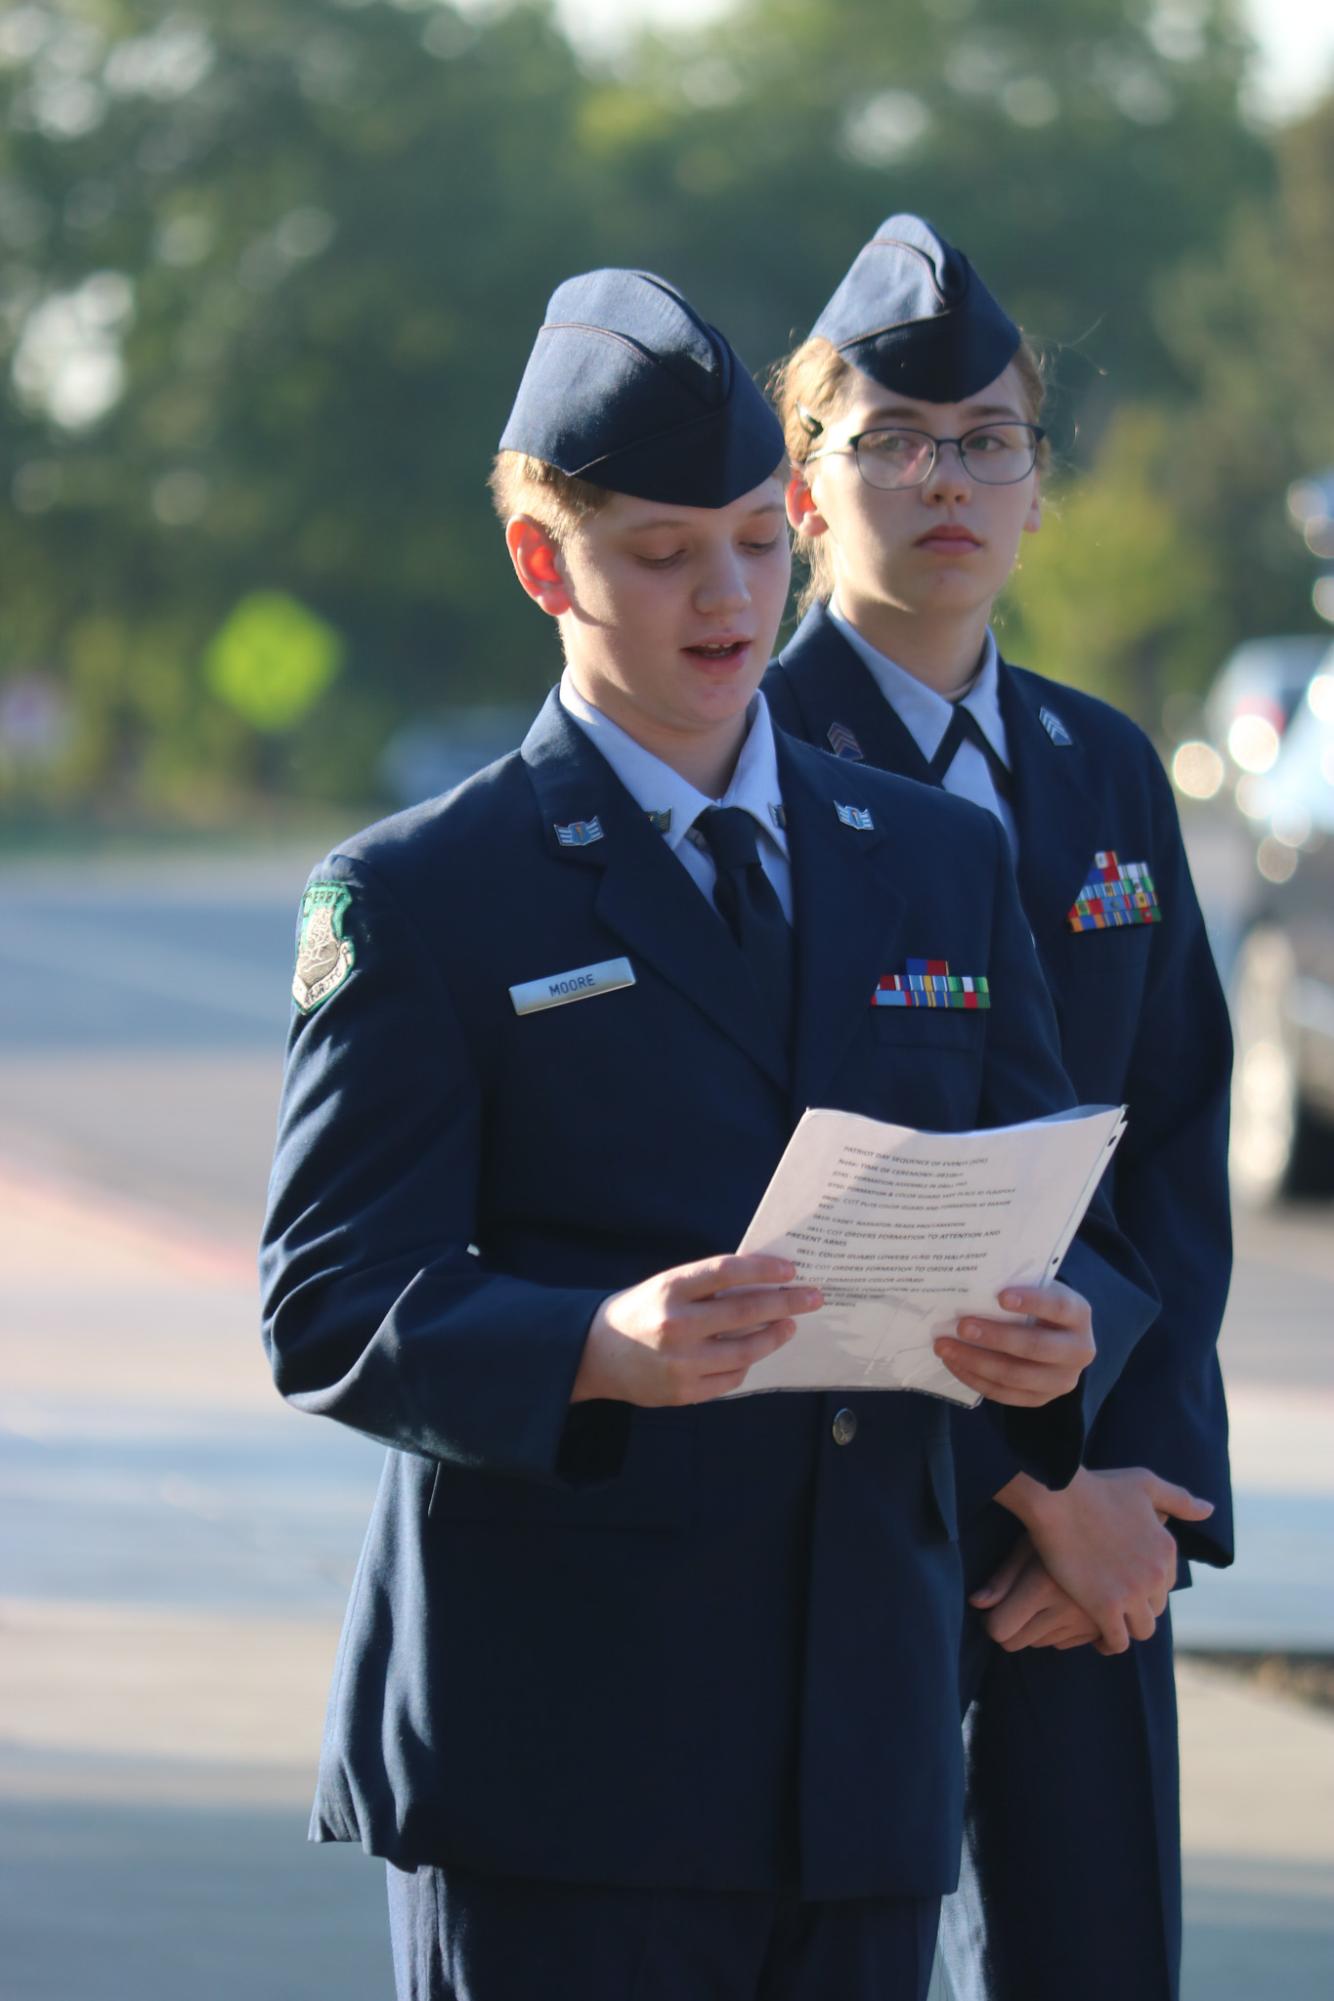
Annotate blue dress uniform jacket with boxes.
[765,605,1233,1565]
[260,691,1157,1904]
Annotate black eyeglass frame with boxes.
[805,421,1047,490]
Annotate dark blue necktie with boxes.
[694,806,794,1057]
[926,703,1012,801]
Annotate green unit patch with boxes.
[293,882,356,1013]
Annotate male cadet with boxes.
[764,216,1232,2000]
[261,268,1158,2001]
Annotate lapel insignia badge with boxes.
[769,802,787,831]
[827,720,865,761]
[872,958,990,1010]
[646,809,672,834]
[1067,850,1162,932]
[293,882,355,1013]
[1039,706,1073,747]
[555,817,604,848]
[834,801,875,831]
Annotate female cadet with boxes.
[763,214,1233,2001]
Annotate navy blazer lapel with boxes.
[998,665,1107,965]
[777,604,936,785]
[777,735,907,1112]
[521,693,789,1093]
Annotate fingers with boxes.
[969,1537,1031,1609]
[933,1332,1086,1406]
[1147,1475,1215,1522]
[951,1313,1094,1367]
[669,1253,799,1300]
[692,1283,823,1342]
[698,1320,798,1376]
[1092,1609,1131,1654]
[1126,1602,1158,1644]
[982,1564,1060,1645]
[934,1283,1095,1405]
[994,1605,1099,1652]
[584,1255,823,1407]
[998,1281,1092,1328]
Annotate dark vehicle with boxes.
[1229,667,1334,1204]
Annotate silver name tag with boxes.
[509,956,636,1016]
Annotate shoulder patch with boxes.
[293,882,356,1013]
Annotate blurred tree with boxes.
[1158,91,1334,646]
[998,407,1223,725]
[1,0,603,814]
[614,0,1270,412]
[0,0,1318,815]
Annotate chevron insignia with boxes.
[872,959,990,1010]
[1039,706,1073,746]
[1067,851,1161,932]
[554,817,604,847]
[827,720,865,761]
[834,801,875,831]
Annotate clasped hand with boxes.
[977,1466,1216,1655]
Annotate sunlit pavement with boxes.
[2,846,1332,1998]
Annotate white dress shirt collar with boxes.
[558,670,789,855]
[826,604,1007,770]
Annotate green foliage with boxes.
[0,0,1326,818]
[1156,93,1334,644]
[1000,409,1223,726]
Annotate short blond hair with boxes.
[488,452,612,545]
[770,334,1049,615]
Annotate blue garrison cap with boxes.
[811,215,1020,403]
[499,269,784,507]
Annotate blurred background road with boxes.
[2,811,1332,2001]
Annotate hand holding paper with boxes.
[733,1104,1127,1404]
[934,1277,1094,1406]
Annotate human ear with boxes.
[505,516,572,616]
[786,471,829,543]
[1022,484,1042,538]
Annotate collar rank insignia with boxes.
[1067,850,1161,932]
[769,802,787,831]
[835,801,875,831]
[1039,706,1073,747]
[293,882,355,1014]
[555,817,604,847]
[827,720,865,761]
[872,959,989,1010]
[645,809,672,834]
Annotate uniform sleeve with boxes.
[960,822,1161,1502]
[259,854,618,1484]
[1083,753,1235,1567]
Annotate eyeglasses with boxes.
[806,422,1046,490]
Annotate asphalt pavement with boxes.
[2,838,1332,1998]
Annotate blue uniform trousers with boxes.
[387,1864,941,2001]
[939,1513,1180,2000]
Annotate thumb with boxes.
[1149,1477,1214,1522]
[970,1537,1029,1607]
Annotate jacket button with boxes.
[831,1407,857,1446]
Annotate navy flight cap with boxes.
[811,214,1020,404]
[499,269,785,507]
